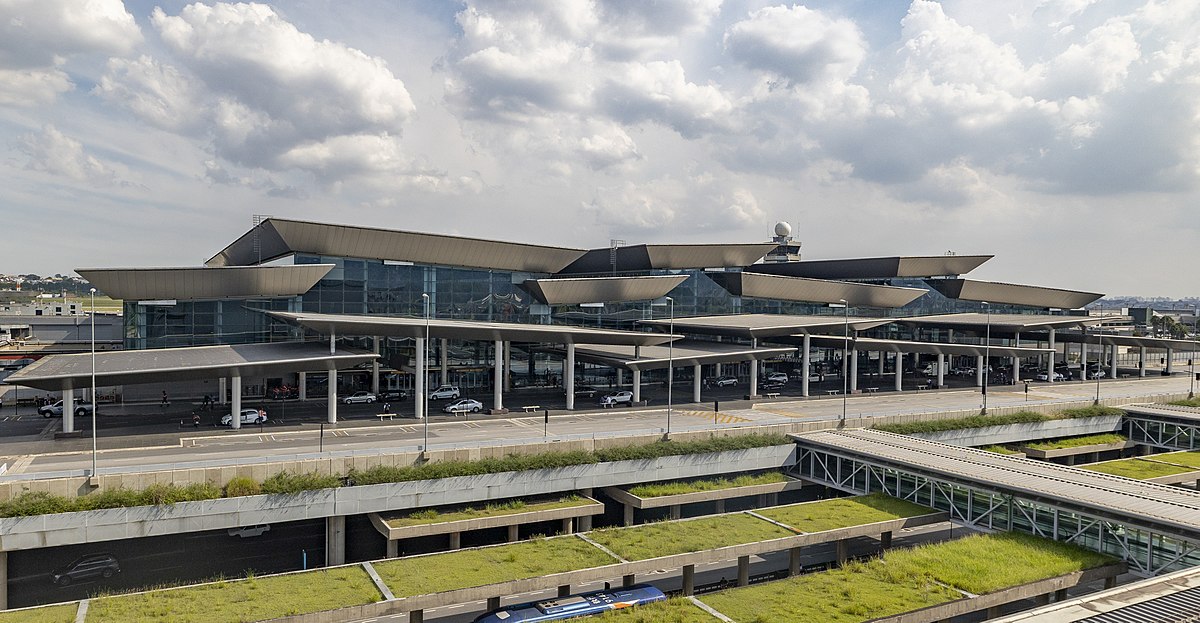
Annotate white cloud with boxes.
[93,55,205,132]
[725,5,867,85]
[16,124,130,187]
[600,60,733,137]
[0,0,141,69]
[0,67,72,106]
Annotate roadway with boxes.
[0,375,1191,481]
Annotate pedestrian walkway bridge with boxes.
[1123,404,1200,450]
[792,428,1200,575]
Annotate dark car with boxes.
[759,380,785,392]
[379,390,409,401]
[572,385,601,398]
[52,553,120,586]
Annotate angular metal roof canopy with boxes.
[4,342,376,391]
[925,278,1103,310]
[268,311,679,346]
[897,312,1108,332]
[801,335,1053,358]
[746,255,993,279]
[565,341,796,371]
[707,272,926,308]
[555,243,777,274]
[641,313,893,339]
[76,265,335,301]
[521,275,689,305]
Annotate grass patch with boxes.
[756,494,932,533]
[0,603,77,623]
[373,537,616,597]
[593,598,718,622]
[1080,458,1196,479]
[384,495,586,528]
[0,483,222,518]
[628,472,787,498]
[980,445,1021,454]
[1059,405,1125,418]
[699,532,1111,623]
[875,406,1125,436]
[1023,433,1127,451]
[86,566,380,623]
[587,514,793,561]
[1169,398,1200,408]
[1145,451,1200,469]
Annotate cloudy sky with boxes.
[1,0,1197,297]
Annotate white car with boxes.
[443,398,483,414]
[765,372,789,383]
[340,391,377,404]
[599,391,634,407]
[1035,372,1066,382]
[221,409,267,426]
[38,400,93,418]
[711,376,738,387]
[429,385,461,400]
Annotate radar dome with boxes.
[773,221,792,237]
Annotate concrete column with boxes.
[881,531,892,549]
[836,539,848,564]
[219,377,227,405]
[987,606,1001,618]
[0,549,7,610]
[410,610,424,623]
[565,343,576,411]
[325,515,346,566]
[371,336,381,395]
[1055,588,1069,601]
[715,362,722,376]
[879,351,886,375]
[849,349,858,392]
[1081,341,1089,379]
[693,364,701,403]
[623,503,634,526]
[63,384,75,433]
[494,340,504,411]
[579,489,594,531]
[1111,343,1119,379]
[440,339,448,386]
[507,524,518,542]
[1140,347,1147,377]
[1167,348,1174,374]
[1047,329,1057,383]
[231,375,242,430]
[1013,332,1021,383]
[504,341,512,392]
[298,372,307,400]
[749,339,759,398]
[415,337,425,420]
[1105,576,1117,589]
[487,597,501,611]
[558,585,571,597]
[737,555,750,586]
[616,368,624,387]
[561,518,574,534]
[715,499,726,513]
[669,505,681,520]
[622,574,636,588]
[682,564,695,596]
[936,354,945,388]
[448,532,461,549]
[632,369,641,404]
[801,334,811,397]
[789,547,802,576]
[976,355,985,387]
[895,354,903,391]
[327,367,337,424]
[386,539,398,558]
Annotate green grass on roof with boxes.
[1079,458,1196,480]
[980,445,1022,455]
[0,604,76,623]
[756,494,933,533]
[383,495,587,528]
[1144,451,1200,469]
[1023,433,1127,451]
[587,513,794,561]
[628,472,788,498]
[592,598,717,622]
[1168,398,1200,408]
[373,537,616,598]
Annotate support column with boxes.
[616,368,624,388]
[231,375,242,430]
[789,547,802,576]
[622,574,636,587]
[976,355,985,387]
[298,372,307,400]
[632,370,641,404]
[371,336,381,396]
[440,339,448,386]
[1,544,7,611]
[558,585,570,597]
[750,338,759,397]
[579,489,593,531]
[507,524,519,542]
[325,515,346,566]
[448,532,461,549]
[1047,329,1057,383]
[493,340,504,411]
[669,505,681,520]
[715,499,725,513]
[327,367,337,424]
[682,564,695,596]
[1013,331,1021,383]
[1081,341,1089,380]
[936,354,945,388]
[895,354,903,391]
[561,518,574,534]
[693,364,701,403]
[219,377,227,405]
[1167,348,1174,374]
[836,539,848,564]
[565,343,576,411]
[386,539,398,558]
[623,503,634,526]
[801,334,811,397]
[410,610,424,623]
[737,555,750,586]
[849,349,858,393]
[62,383,75,433]
[487,597,501,611]
[1111,343,1119,379]
[415,337,425,420]
[881,531,892,549]
[1140,347,1147,377]
[504,342,512,392]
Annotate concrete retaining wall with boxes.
[604,477,805,509]
[902,415,1123,447]
[371,497,605,540]
[1020,440,1133,460]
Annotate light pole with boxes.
[839,298,848,427]
[665,296,674,437]
[422,293,430,453]
[1095,309,1103,405]
[89,288,97,479]
[1190,309,1196,399]
[981,301,990,415]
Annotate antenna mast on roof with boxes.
[252,214,272,265]
[610,239,625,276]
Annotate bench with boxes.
[764,392,780,399]
[916,385,930,391]
[826,390,840,396]
[521,405,542,413]
[376,413,395,421]
[864,387,879,393]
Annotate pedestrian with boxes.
[161,390,169,407]
[203,394,211,410]
[382,402,391,414]
[192,411,200,427]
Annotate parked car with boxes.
[711,376,738,387]
[52,553,120,586]
[38,400,93,418]
[429,385,461,400]
[1087,369,1106,380]
[572,385,601,398]
[378,389,409,401]
[599,391,634,407]
[1035,372,1066,382]
[759,380,785,392]
[220,408,267,426]
[765,372,789,383]
[340,391,377,404]
[443,398,484,414]
[227,524,271,538]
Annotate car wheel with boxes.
[367,397,375,403]
[57,576,71,586]
[102,568,115,579]
[42,412,50,418]
[75,408,87,417]
[471,407,480,413]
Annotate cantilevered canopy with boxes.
[555,243,777,274]
[707,272,925,308]
[3,343,376,392]
[268,311,679,346]
[565,341,796,371]
[746,255,993,280]
[76,265,334,301]
[897,313,1109,332]
[801,335,1053,358]
[521,275,689,305]
[925,279,1103,310]
[641,313,892,340]
[1026,332,1199,352]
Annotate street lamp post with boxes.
[666,296,674,437]
[1190,309,1197,399]
[839,298,848,426]
[1095,309,1103,405]
[90,288,98,479]
[982,302,990,415]
[421,293,430,453]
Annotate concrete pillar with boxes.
[849,349,858,392]
[936,354,945,388]
[565,343,576,411]
[836,539,848,564]
[715,499,726,513]
[1081,341,1089,379]
[669,505,681,520]
[616,368,624,387]
[789,547,802,576]
[1167,348,1174,374]
[487,597,501,611]
[507,524,518,542]
[327,367,337,424]
[987,606,1001,618]
[558,585,571,597]
[325,515,346,566]
[1055,588,1069,601]
[895,354,903,391]
[715,362,722,376]
[1047,329,1057,383]
[415,337,425,420]
[1111,343,1119,379]
[682,564,695,596]
[879,351,886,375]
[881,531,892,549]
[976,355,985,387]
[693,364,701,403]
[410,610,423,623]
[494,340,504,411]
[440,339,448,386]
[219,377,227,405]
[1105,576,1117,589]
[632,369,641,404]
[449,532,461,549]
[801,334,812,397]
[749,338,759,397]
[737,555,750,586]
[0,550,6,610]
[562,518,574,534]
[579,489,594,531]
[371,336,381,395]
[299,372,307,400]
[504,341,512,392]
[622,574,636,588]
[623,503,634,526]
[386,539,398,558]
[231,375,242,430]
[63,383,75,433]
[1140,347,1147,377]
[1013,332,1021,383]
[1036,594,1051,606]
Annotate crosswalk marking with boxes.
[676,409,751,424]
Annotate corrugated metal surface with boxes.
[927,278,1103,310]
[796,429,1200,537]
[523,275,688,305]
[76,265,334,300]
[641,313,893,339]
[643,243,777,270]
[805,335,1052,358]
[567,342,796,370]
[899,312,1107,332]
[709,272,926,308]
[1079,587,1200,622]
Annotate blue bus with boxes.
[473,584,666,622]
